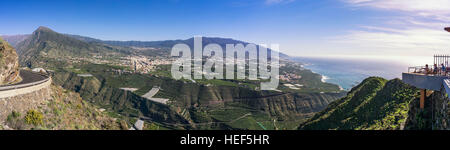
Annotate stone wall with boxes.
[0,79,51,122]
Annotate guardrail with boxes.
[408,66,450,76]
[0,73,50,91]
[408,66,425,73]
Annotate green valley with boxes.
[6,26,347,130]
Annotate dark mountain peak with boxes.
[35,26,54,33]
[29,26,61,43]
[29,26,83,44]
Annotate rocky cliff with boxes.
[0,37,20,85]
[430,86,450,130]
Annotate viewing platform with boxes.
[402,55,450,109]
[402,72,449,91]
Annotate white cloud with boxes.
[330,0,450,57]
[345,0,450,12]
[344,0,450,21]
[330,27,450,57]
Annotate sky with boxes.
[1,0,450,59]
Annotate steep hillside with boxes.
[299,77,419,130]
[1,85,127,130]
[0,37,20,85]
[51,71,191,129]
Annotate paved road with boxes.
[142,87,160,99]
[142,87,169,104]
[0,70,49,90]
[229,113,252,123]
[16,70,47,85]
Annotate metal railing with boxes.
[407,66,449,76]
[408,66,426,73]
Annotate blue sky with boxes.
[1,0,450,58]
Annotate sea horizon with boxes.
[292,55,434,91]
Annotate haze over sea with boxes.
[293,56,433,91]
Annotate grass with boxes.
[198,104,304,130]
[209,108,250,122]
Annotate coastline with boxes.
[292,56,411,91]
[321,75,329,83]
[320,74,345,91]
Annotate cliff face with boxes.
[430,87,450,130]
[0,37,20,85]
[403,85,450,130]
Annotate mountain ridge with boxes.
[15,26,131,67]
[299,77,420,130]
[66,33,290,58]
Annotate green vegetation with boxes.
[299,77,419,130]
[5,111,24,129]
[48,65,345,130]
[25,110,44,126]
[7,111,21,121]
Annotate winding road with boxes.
[0,70,50,92]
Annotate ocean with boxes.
[292,56,432,91]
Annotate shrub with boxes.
[7,111,21,122]
[25,110,44,126]
[6,111,25,129]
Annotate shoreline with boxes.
[292,56,412,91]
[308,66,346,91]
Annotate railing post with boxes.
[420,89,426,109]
